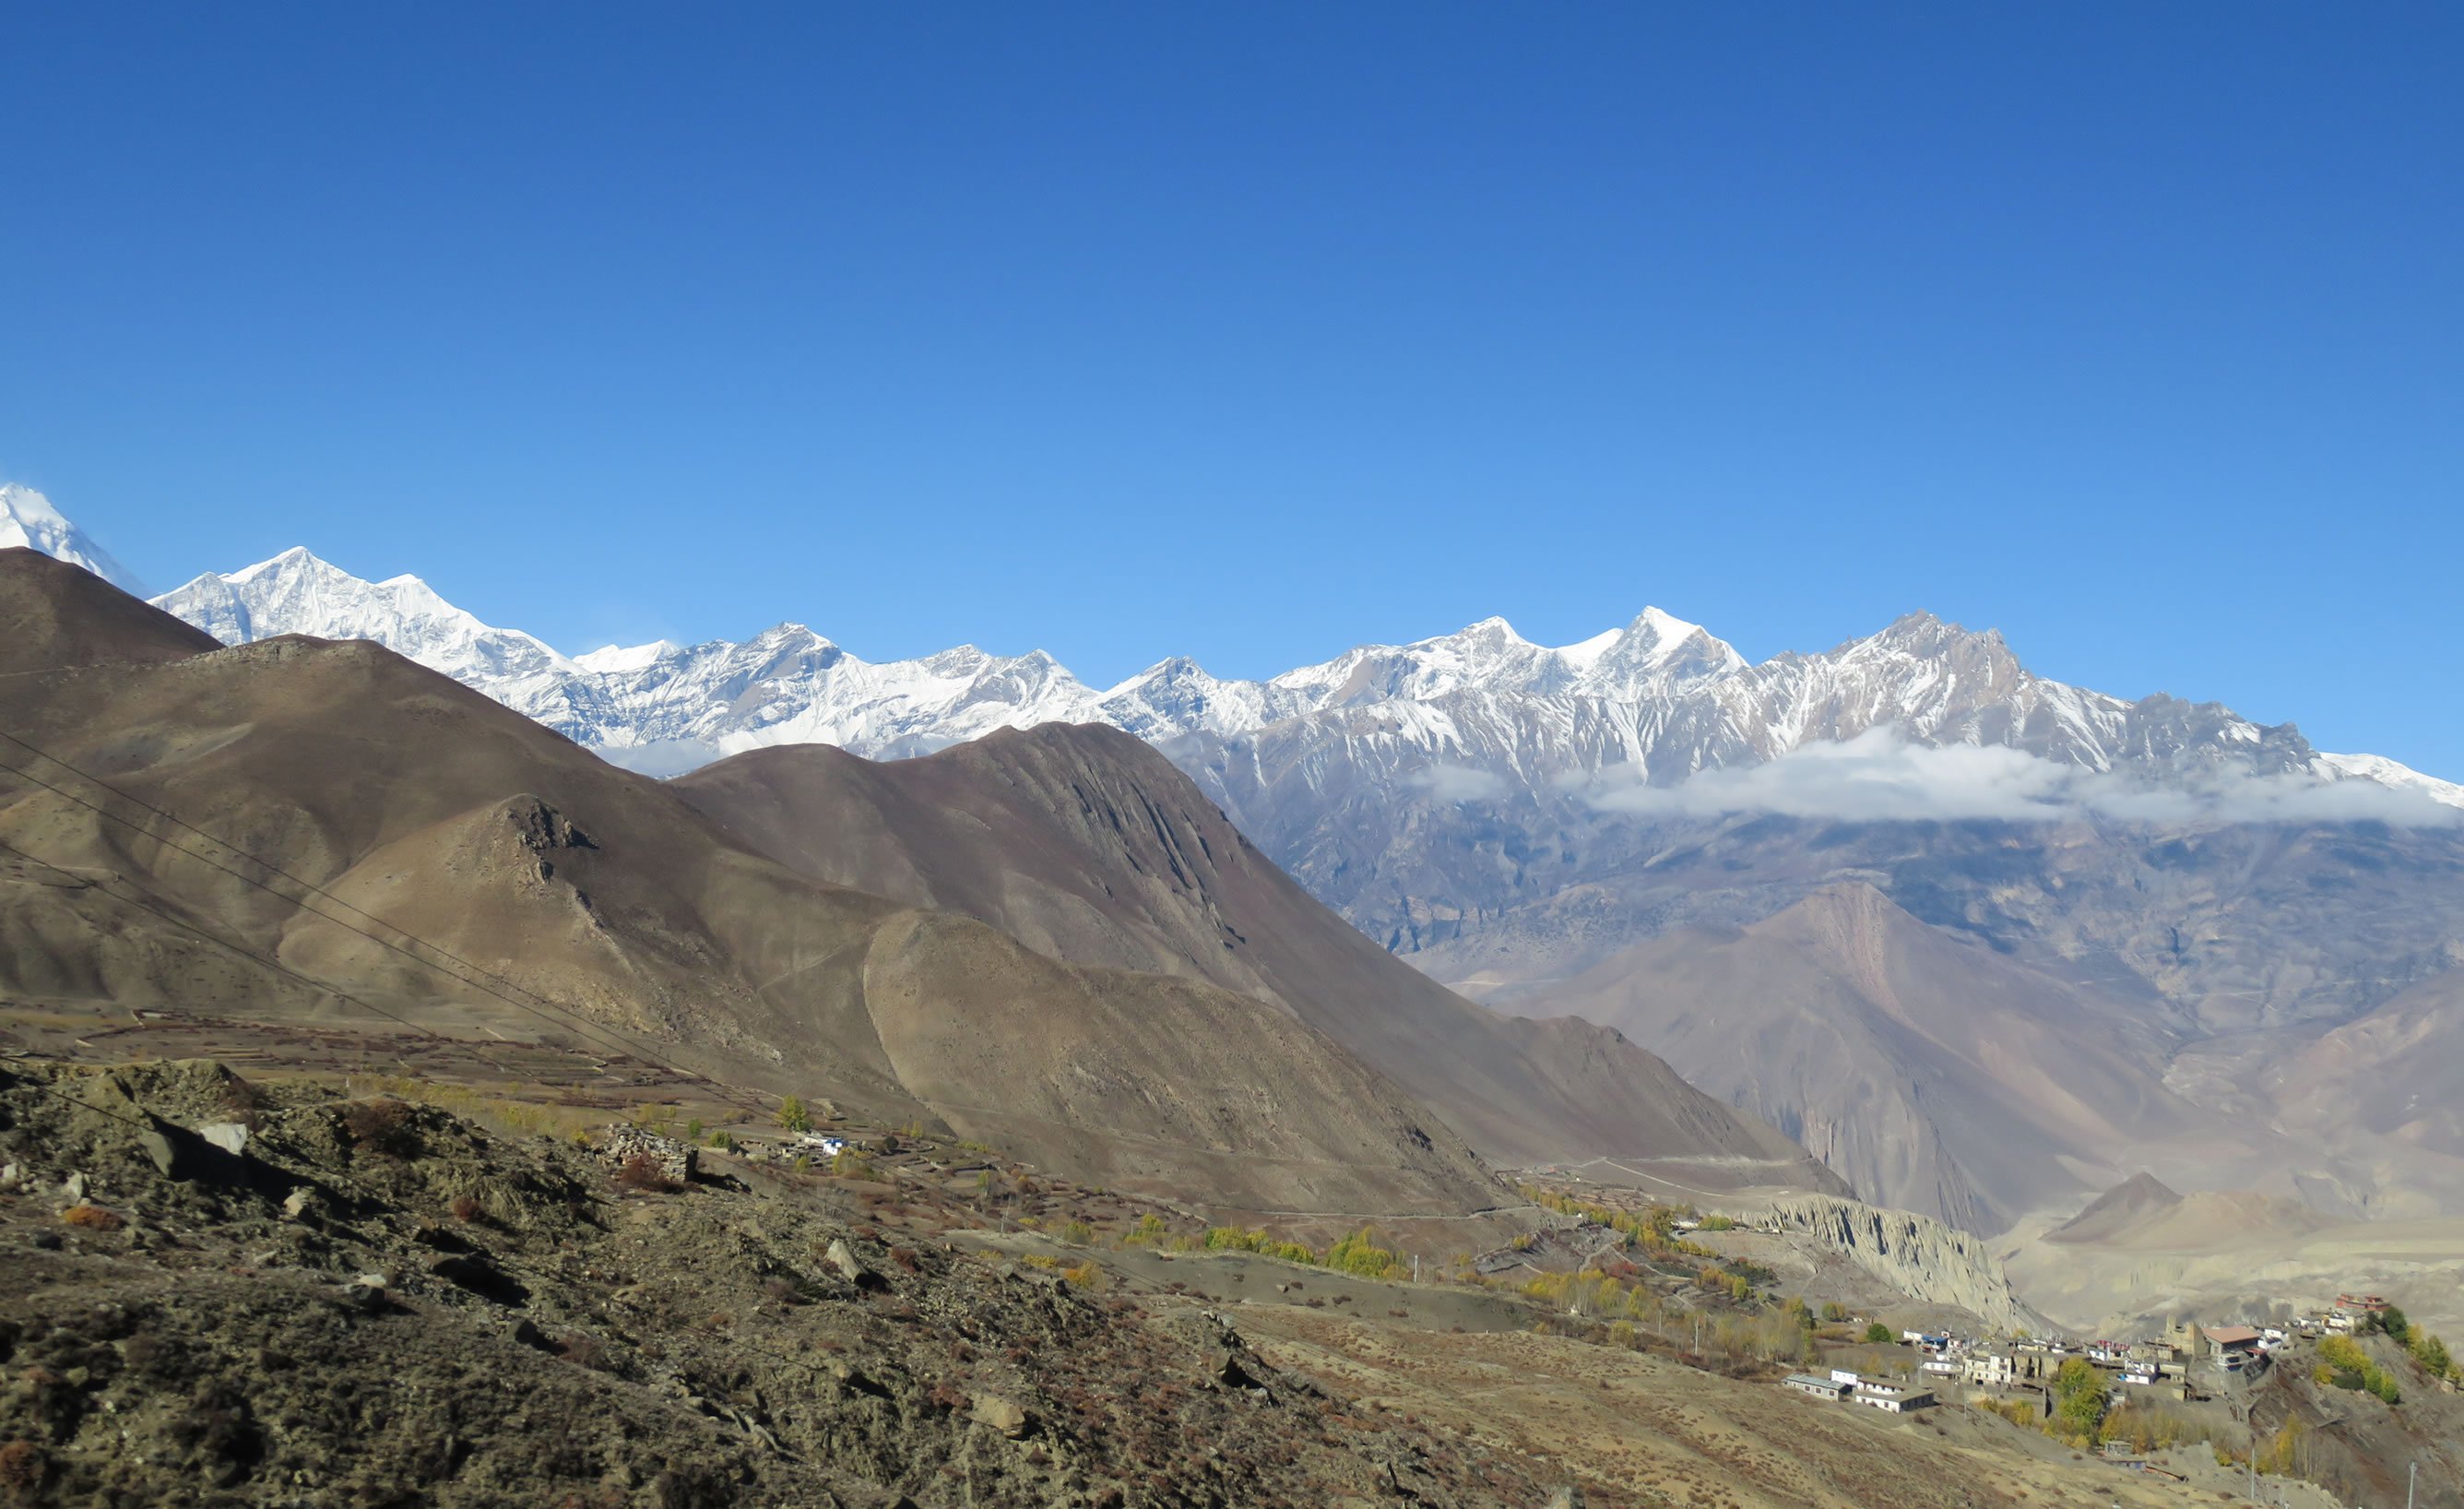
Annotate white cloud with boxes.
[1408,762,1510,802]
[1581,728,2463,827]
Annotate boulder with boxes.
[970,1393,1031,1438]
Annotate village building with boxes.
[1962,1352,2018,1386]
[1852,1383,1935,1413]
[2164,1320,2214,1359]
[2203,1326,2263,1368]
[1784,1373,1853,1401]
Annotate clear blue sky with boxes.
[6,5,2459,773]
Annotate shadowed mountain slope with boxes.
[1511,884,2249,1231]
[671,727,1845,1192]
[0,548,1497,1215]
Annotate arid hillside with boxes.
[0,549,1500,1216]
[673,728,1842,1190]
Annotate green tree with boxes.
[776,1096,811,1134]
[2050,1357,2109,1444]
[1865,1322,1893,1344]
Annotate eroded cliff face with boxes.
[1762,1194,2044,1334]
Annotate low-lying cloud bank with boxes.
[1409,762,1510,802]
[1582,728,2463,826]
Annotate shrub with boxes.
[709,1131,736,1152]
[60,1205,123,1231]
[613,1153,680,1194]
[1325,1229,1404,1280]
[448,1194,484,1223]
[1821,1301,1849,1323]
[2317,1335,2400,1402]
[1865,1323,1894,1344]
[1061,1219,1096,1245]
[1060,1261,1103,1289]
[831,1149,879,1181]
[776,1096,811,1135]
[341,1099,422,1158]
[0,1440,46,1493]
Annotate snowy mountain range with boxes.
[19,481,2464,1230]
[124,514,2458,819]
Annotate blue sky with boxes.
[6,5,2459,773]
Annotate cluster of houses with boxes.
[1784,1368,1936,1412]
[2320,1293,2389,1335]
[1866,1315,2300,1404]
[1780,1295,2391,1414]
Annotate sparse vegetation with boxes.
[612,1152,681,1194]
[2316,1335,2401,1403]
[340,1098,421,1159]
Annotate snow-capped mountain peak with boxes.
[574,640,681,674]
[151,548,581,687]
[10,475,2440,812]
[0,483,146,594]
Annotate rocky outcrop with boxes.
[599,1123,696,1183]
[1761,1194,2043,1334]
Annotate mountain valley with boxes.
[79,485,2464,1236]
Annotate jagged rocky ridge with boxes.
[1759,1194,2046,1336]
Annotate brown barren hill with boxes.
[2043,1170,2184,1244]
[0,550,1496,1214]
[1513,882,2238,1230]
[671,724,1843,1193]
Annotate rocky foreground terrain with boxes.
[5,1051,2410,1509]
[0,1057,1562,1508]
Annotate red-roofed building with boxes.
[2204,1325,2263,1364]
